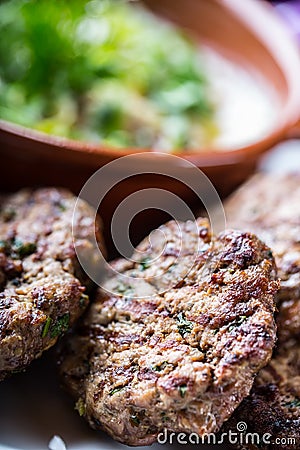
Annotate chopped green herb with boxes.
[152,361,168,372]
[12,239,37,258]
[11,278,21,287]
[130,414,140,427]
[229,315,247,332]
[139,256,151,271]
[109,386,125,396]
[0,238,37,258]
[114,283,133,296]
[42,316,52,338]
[161,412,170,423]
[75,398,86,416]
[79,293,89,308]
[179,384,187,398]
[212,329,219,335]
[285,398,300,408]
[55,201,66,211]
[0,0,217,151]
[267,250,273,259]
[177,312,193,337]
[50,313,70,338]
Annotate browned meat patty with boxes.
[220,172,300,449]
[221,339,300,450]
[225,172,300,343]
[59,217,278,446]
[0,188,104,381]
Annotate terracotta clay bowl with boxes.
[1,0,300,254]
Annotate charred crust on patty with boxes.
[221,339,300,450]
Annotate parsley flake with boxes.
[179,384,187,398]
[50,313,70,338]
[42,316,52,338]
[177,312,193,337]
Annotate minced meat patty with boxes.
[218,172,300,449]
[221,339,300,450]
[225,172,300,343]
[59,217,278,446]
[0,188,104,381]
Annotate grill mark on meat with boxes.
[218,233,256,269]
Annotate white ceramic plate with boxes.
[1,141,299,450]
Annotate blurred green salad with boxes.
[0,0,218,151]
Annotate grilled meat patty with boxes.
[221,340,300,450]
[0,188,103,381]
[225,172,300,343]
[220,172,300,449]
[59,218,278,446]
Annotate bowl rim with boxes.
[1,0,300,166]
[0,118,288,167]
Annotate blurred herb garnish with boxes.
[0,0,216,150]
